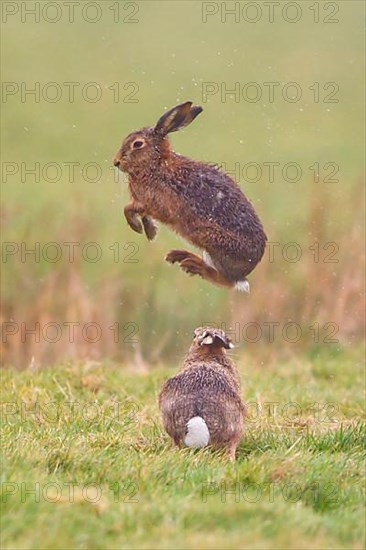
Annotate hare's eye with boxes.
[132,140,144,149]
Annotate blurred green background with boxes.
[1,0,364,367]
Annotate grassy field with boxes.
[1,347,365,550]
[1,2,365,548]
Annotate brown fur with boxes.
[158,327,246,461]
[113,101,267,288]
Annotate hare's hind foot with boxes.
[227,444,238,462]
[165,249,192,264]
[165,249,234,288]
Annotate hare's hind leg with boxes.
[165,249,234,288]
[206,251,251,292]
[226,443,238,462]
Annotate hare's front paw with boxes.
[127,216,143,234]
[124,205,143,235]
[142,216,158,241]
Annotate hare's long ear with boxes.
[215,334,235,349]
[199,329,235,349]
[154,101,203,136]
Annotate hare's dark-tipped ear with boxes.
[215,334,235,350]
[154,101,203,136]
[199,329,235,349]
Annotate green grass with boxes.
[1,350,365,549]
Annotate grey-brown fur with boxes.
[113,101,267,289]
[159,327,246,461]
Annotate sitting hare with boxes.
[113,101,267,291]
[159,327,246,461]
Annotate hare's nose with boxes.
[113,158,120,167]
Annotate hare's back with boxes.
[167,160,262,236]
[160,365,243,443]
[160,365,240,416]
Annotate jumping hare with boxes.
[159,327,246,461]
[113,101,267,291]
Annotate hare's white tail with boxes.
[184,416,210,448]
[235,280,250,293]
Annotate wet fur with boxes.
[159,327,246,461]
[113,102,267,288]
